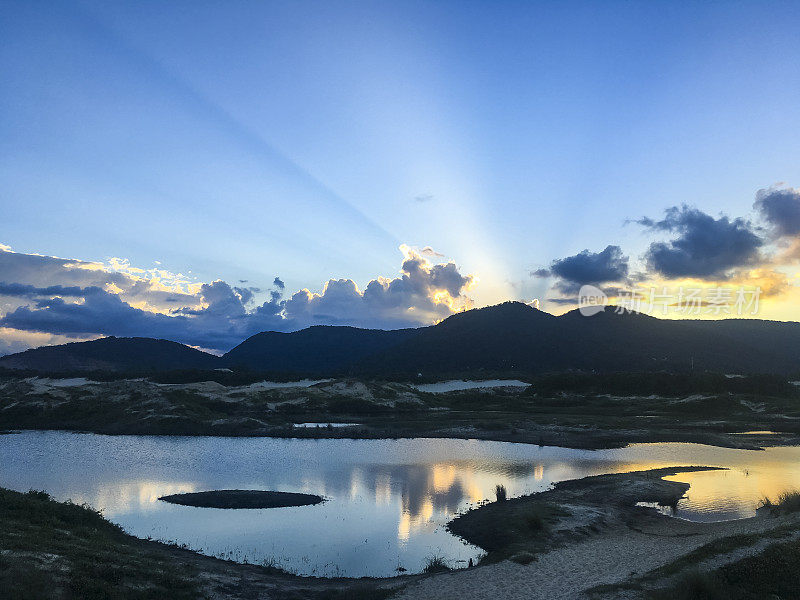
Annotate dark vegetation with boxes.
[421,555,451,574]
[529,371,798,397]
[586,492,800,598]
[448,494,570,564]
[223,326,419,373]
[2,370,799,448]
[0,488,199,599]
[158,489,324,509]
[759,490,800,515]
[495,484,507,502]
[648,537,800,600]
[308,588,398,600]
[4,302,800,377]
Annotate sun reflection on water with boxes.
[3,433,800,577]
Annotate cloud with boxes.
[0,280,284,352]
[0,244,202,313]
[414,194,434,203]
[421,246,444,258]
[637,206,763,279]
[3,287,184,337]
[530,187,799,314]
[755,186,800,238]
[533,245,629,295]
[728,268,789,298]
[283,245,474,329]
[0,244,475,354]
[0,283,88,298]
[0,328,97,357]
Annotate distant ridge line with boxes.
[2,302,800,376]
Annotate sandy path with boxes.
[398,491,799,600]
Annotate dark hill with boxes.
[3,302,800,376]
[222,325,420,373]
[556,309,800,373]
[355,301,565,373]
[0,337,220,372]
[353,303,800,376]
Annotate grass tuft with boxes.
[510,551,537,565]
[422,555,451,574]
[524,505,551,531]
[759,489,800,515]
[495,484,507,502]
[648,570,729,600]
[312,585,400,600]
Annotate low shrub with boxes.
[759,489,800,515]
[422,555,451,574]
[495,484,507,502]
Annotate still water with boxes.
[1,431,799,577]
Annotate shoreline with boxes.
[2,424,797,452]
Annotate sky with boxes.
[2,0,800,355]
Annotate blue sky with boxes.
[2,1,800,353]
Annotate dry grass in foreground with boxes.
[759,490,800,516]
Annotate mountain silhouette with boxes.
[2,302,800,376]
[0,336,220,373]
[223,325,419,373]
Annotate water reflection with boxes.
[1,432,799,577]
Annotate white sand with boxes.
[413,380,530,393]
[397,512,800,600]
[245,379,332,390]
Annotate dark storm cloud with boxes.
[637,206,763,279]
[754,187,800,238]
[0,283,88,298]
[2,288,188,338]
[533,246,629,295]
[0,283,287,351]
[550,246,629,283]
[546,297,580,305]
[273,277,285,290]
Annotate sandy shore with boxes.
[398,468,800,600]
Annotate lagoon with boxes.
[1,431,798,577]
